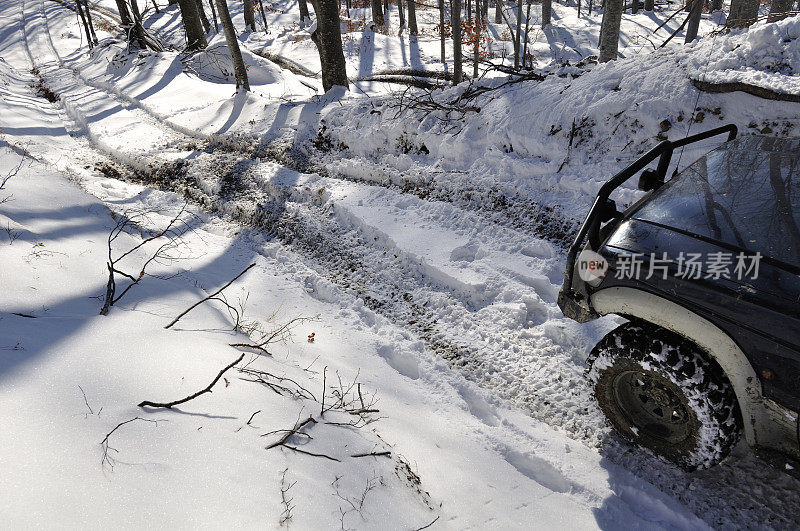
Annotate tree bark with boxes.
[308,0,349,92]
[541,0,551,27]
[453,0,462,83]
[298,0,311,24]
[598,0,622,62]
[684,0,702,43]
[631,0,638,14]
[75,1,93,48]
[473,10,480,77]
[80,0,98,43]
[644,0,653,11]
[129,0,149,49]
[439,0,446,62]
[710,0,722,10]
[522,0,530,65]
[399,0,406,31]
[494,0,501,23]
[195,0,211,32]
[258,0,269,31]
[408,0,418,35]
[243,0,257,30]
[768,0,794,21]
[208,0,219,31]
[372,0,384,25]
[178,0,208,50]
[729,0,759,27]
[215,0,250,89]
[513,0,521,69]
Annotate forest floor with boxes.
[1,0,800,528]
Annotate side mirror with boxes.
[638,169,664,192]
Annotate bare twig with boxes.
[138,353,245,409]
[79,385,94,415]
[415,515,440,530]
[247,410,262,425]
[265,416,317,449]
[100,416,161,469]
[164,263,256,329]
[279,468,296,526]
[229,316,311,355]
[351,451,391,458]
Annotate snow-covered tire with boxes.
[586,321,741,470]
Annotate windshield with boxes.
[631,136,800,267]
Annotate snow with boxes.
[1,0,800,527]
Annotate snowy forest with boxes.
[1,0,800,527]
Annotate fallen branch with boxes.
[691,79,800,103]
[265,416,317,449]
[351,451,391,458]
[138,353,244,409]
[164,263,256,329]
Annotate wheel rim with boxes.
[612,370,691,444]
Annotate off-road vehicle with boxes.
[559,125,800,470]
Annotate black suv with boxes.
[559,125,800,470]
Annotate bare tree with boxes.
[195,0,211,32]
[494,0,501,23]
[308,0,349,91]
[768,0,795,21]
[644,0,653,11]
[408,0,418,35]
[178,0,208,50]
[75,0,94,48]
[208,0,219,30]
[243,0,257,30]
[513,0,521,68]
[399,0,406,32]
[541,0,551,27]
[439,0,446,63]
[598,0,622,62]
[729,0,759,27]
[299,0,311,25]
[372,0,384,25]
[215,0,250,90]
[453,0,463,83]
[684,0,702,43]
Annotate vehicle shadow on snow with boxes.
[590,436,800,529]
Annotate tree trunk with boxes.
[513,0,521,69]
[243,0,257,30]
[631,0,638,14]
[453,0,462,83]
[768,0,793,21]
[195,0,211,32]
[473,10,480,77]
[178,0,208,50]
[729,0,759,27]
[466,0,471,20]
[372,0,384,25]
[541,0,551,27]
[598,0,622,62]
[299,0,311,24]
[208,0,219,31]
[710,0,722,11]
[75,0,94,48]
[644,0,653,11]
[408,0,418,35]
[439,0,446,62]
[684,0,702,43]
[129,0,149,49]
[399,0,405,31]
[215,0,250,89]
[494,0,501,23]
[522,0,531,65]
[258,0,269,31]
[308,0,349,91]
[80,0,99,43]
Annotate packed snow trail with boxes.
[1,0,800,527]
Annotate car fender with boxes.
[590,286,796,453]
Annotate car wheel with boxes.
[587,321,741,470]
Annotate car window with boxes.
[631,136,800,267]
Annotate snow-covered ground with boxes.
[1,0,799,528]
